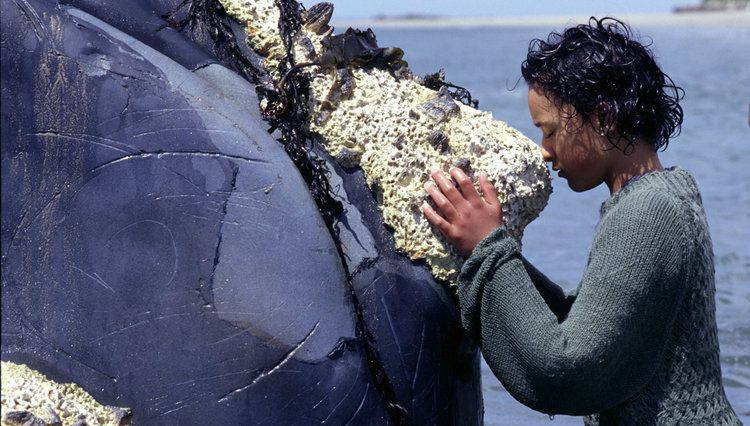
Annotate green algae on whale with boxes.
[219,0,551,282]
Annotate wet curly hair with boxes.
[521,17,684,153]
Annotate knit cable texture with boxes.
[458,168,740,424]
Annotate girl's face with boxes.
[528,87,614,193]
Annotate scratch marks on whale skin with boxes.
[71,265,116,294]
[381,295,410,388]
[130,127,239,140]
[217,321,320,403]
[12,0,50,44]
[13,311,117,382]
[342,383,370,426]
[90,151,269,173]
[105,219,178,288]
[27,131,141,154]
[321,359,362,423]
[86,312,191,344]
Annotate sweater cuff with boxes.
[460,226,518,275]
[472,226,514,256]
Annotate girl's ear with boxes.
[595,102,617,137]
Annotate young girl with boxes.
[422,18,740,424]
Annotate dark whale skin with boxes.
[0,0,482,423]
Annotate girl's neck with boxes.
[606,145,664,195]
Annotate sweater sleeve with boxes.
[520,255,575,322]
[457,191,691,415]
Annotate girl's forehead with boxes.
[528,88,560,127]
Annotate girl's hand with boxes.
[421,168,503,257]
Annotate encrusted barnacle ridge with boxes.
[219,0,552,282]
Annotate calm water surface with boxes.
[373,24,750,424]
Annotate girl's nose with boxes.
[540,145,554,163]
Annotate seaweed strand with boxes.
[164,0,263,84]
[169,1,409,422]
[422,69,479,108]
[274,2,408,423]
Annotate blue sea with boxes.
[373,23,750,424]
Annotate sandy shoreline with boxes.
[332,11,750,29]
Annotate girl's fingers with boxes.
[430,169,464,206]
[421,202,452,235]
[479,174,500,206]
[424,182,458,221]
[450,167,481,205]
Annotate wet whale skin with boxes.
[0,0,482,423]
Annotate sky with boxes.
[322,0,695,19]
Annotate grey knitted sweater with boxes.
[458,168,740,424]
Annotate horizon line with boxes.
[331,10,750,29]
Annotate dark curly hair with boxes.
[521,17,684,153]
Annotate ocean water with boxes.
[373,23,750,424]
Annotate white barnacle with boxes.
[1,362,130,426]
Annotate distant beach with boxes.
[332,10,750,29]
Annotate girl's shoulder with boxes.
[593,168,707,260]
[600,167,702,219]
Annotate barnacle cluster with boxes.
[1,361,130,426]
[220,0,285,71]
[220,0,551,281]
